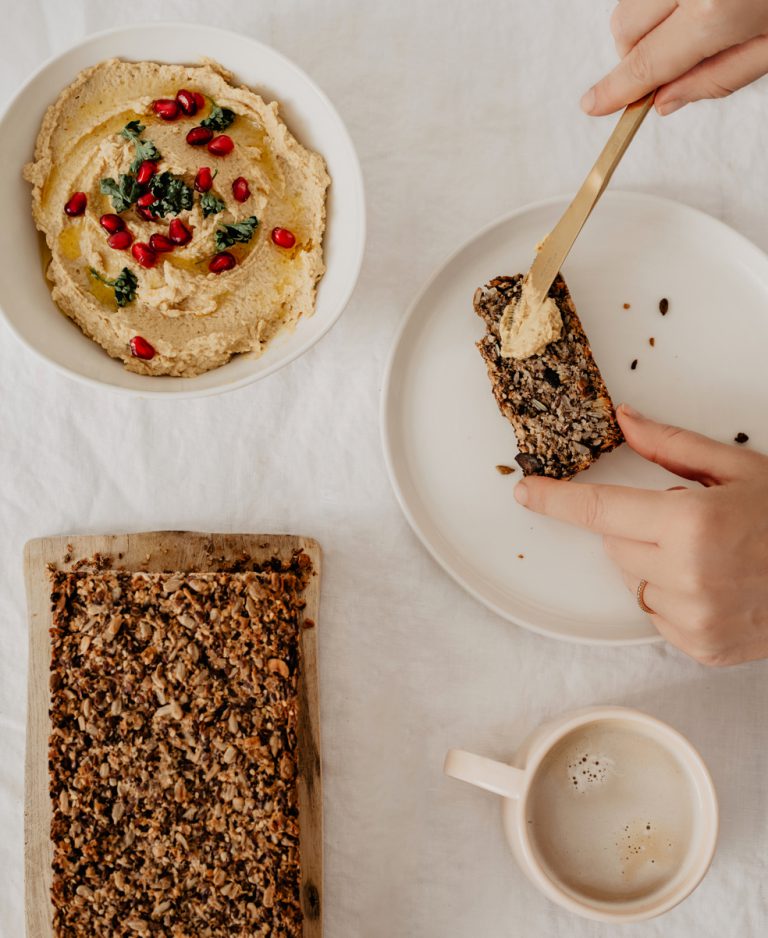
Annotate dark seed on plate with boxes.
[659,298,669,315]
[630,359,638,370]
[649,337,655,347]
[515,452,544,475]
[734,432,749,444]
[623,302,631,310]
[517,554,525,559]
[495,464,516,475]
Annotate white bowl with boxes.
[0,23,365,397]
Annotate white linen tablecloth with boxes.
[2,1,767,935]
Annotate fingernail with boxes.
[514,482,529,506]
[656,99,683,116]
[619,403,643,419]
[580,87,596,113]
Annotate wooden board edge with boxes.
[23,532,323,938]
[23,539,54,938]
[24,532,320,570]
[296,541,322,935]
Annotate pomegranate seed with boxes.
[107,229,134,250]
[137,206,155,222]
[136,160,157,186]
[137,192,156,209]
[153,98,180,121]
[209,251,236,273]
[193,91,206,111]
[186,126,213,146]
[175,88,198,116]
[168,218,192,246]
[232,177,250,202]
[130,336,156,360]
[207,134,234,156]
[99,213,125,234]
[149,233,175,253]
[271,227,296,249]
[64,192,87,216]
[194,166,213,192]
[131,242,157,268]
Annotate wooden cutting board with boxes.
[24,531,323,938]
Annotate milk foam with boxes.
[526,721,696,903]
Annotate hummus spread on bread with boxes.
[499,276,563,359]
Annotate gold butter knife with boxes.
[525,91,656,311]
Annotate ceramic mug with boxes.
[444,706,718,923]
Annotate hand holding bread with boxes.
[515,405,768,665]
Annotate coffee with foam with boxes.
[525,720,696,903]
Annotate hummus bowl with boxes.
[0,23,365,397]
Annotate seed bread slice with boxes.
[474,274,623,479]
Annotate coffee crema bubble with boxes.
[525,720,696,904]
[566,750,615,791]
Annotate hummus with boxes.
[24,58,329,376]
[499,276,562,359]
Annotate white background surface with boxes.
[1,2,767,936]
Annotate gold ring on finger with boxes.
[636,578,655,615]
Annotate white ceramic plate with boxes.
[382,191,768,644]
[0,23,365,397]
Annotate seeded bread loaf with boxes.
[474,274,623,479]
[47,557,311,937]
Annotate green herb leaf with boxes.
[147,171,194,217]
[99,174,142,213]
[200,191,226,218]
[120,120,145,141]
[200,104,236,133]
[214,215,259,251]
[113,268,139,307]
[120,121,160,173]
[120,121,161,174]
[129,138,161,174]
[89,266,139,307]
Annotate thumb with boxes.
[655,34,768,115]
[617,404,747,486]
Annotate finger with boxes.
[648,612,730,666]
[611,0,677,57]
[622,571,701,633]
[647,613,695,655]
[617,404,749,485]
[582,7,725,115]
[515,477,666,540]
[621,573,715,661]
[655,34,768,115]
[603,535,672,584]
[621,570,667,619]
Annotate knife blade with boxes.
[525,91,656,312]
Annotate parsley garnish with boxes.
[147,171,194,217]
[99,123,161,211]
[120,121,161,174]
[200,104,235,132]
[214,215,259,251]
[120,120,144,140]
[200,191,226,218]
[89,267,138,307]
[99,174,142,213]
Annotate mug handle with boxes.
[444,749,526,799]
